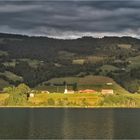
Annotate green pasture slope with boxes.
[127,55,140,69]
[36,75,129,94]
[0,71,23,82]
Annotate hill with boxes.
[0,33,139,93]
[36,75,129,94]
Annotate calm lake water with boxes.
[0,108,140,139]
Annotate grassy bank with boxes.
[1,92,140,108]
[27,93,140,108]
[28,93,102,107]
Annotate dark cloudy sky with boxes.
[0,0,140,39]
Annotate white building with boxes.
[101,89,114,95]
[30,93,35,98]
[64,85,74,94]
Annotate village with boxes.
[0,79,138,108]
[0,75,133,107]
[29,82,114,98]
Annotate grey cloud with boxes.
[0,1,140,38]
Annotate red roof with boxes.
[79,89,96,93]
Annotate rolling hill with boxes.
[0,33,139,93]
[36,75,129,94]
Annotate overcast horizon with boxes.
[0,0,140,39]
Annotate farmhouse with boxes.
[79,89,96,93]
[29,93,35,98]
[101,89,114,95]
[41,90,50,94]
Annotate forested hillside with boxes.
[0,33,140,93]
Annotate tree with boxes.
[73,82,78,91]
[7,90,27,106]
[16,83,30,95]
[5,84,31,105]
[3,86,15,94]
[47,98,55,105]
[124,80,139,93]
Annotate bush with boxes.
[4,83,30,106]
[47,98,55,105]
[7,92,27,105]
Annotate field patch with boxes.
[28,93,102,107]
[0,71,23,82]
[117,44,132,49]
[86,56,107,63]
[72,59,85,65]
[3,60,17,67]
[0,50,8,56]
[19,58,44,68]
[0,93,9,105]
[3,59,44,68]
[99,65,119,72]
[127,55,140,69]
[58,51,75,60]
[98,65,119,75]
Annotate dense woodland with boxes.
[0,33,140,93]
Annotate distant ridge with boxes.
[0,32,139,41]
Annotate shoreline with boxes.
[0,106,139,109]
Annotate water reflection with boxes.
[62,109,114,139]
[0,108,29,139]
[113,109,140,139]
[0,108,140,139]
[27,108,65,139]
[27,109,34,138]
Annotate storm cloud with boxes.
[0,0,140,39]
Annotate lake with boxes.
[0,108,140,139]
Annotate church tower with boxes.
[64,84,68,94]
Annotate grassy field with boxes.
[100,94,137,107]
[117,44,132,49]
[3,59,43,68]
[99,65,119,72]
[3,60,17,67]
[127,55,140,69]
[0,93,9,105]
[41,75,115,85]
[72,59,85,65]
[72,56,108,65]
[19,58,44,68]
[1,92,140,107]
[0,50,8,56]
[86,56,106,63]
[28,93,102,107]
[58,51,75,60]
